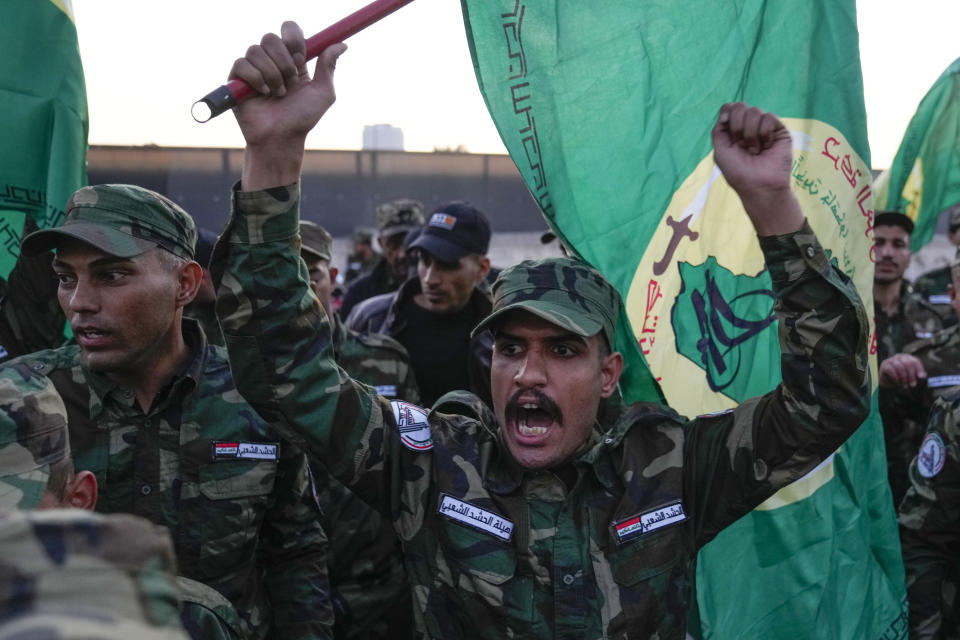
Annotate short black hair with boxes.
[874,211,914,235]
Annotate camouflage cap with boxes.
[0,509,189,639]
[472,257,621,350]
[352,227,374,244]
[21,184,197,261]
[375,198,425,236]
[0,374,69,511]
[300,221,333,262]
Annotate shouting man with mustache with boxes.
[213,24,871,639]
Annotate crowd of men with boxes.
[0,23,955,640]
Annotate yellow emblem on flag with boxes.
[625,118,877,509]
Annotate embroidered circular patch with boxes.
[390,400,433,451]
[917,432,947,479]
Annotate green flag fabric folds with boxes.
[874,57,960,251]
[461,1,906,637]
[0,0,88,274]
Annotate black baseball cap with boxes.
[408,201,491,263]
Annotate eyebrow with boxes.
[52,255,134,270]
[494,328,588,346]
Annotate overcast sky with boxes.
[74,0,960,169]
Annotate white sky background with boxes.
[74,0,960,169]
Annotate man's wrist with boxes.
[737,186,805,237]
[241,138,307,191]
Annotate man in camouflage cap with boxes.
[0,369,95,511]
[339,197,424,318]
[214,29,869,638]
[873,211,943,363]
[897,390,960,639]
[5,183,333,639]
[344,227,377,286]
[879,248,960,505]
[300,219,417,638]
[912,202,960,328]
[0,509,191,640]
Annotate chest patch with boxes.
[614,502,687,543]
[211,441,280,461]
[438,494,513,541]
[375,384,398,398]
[927,375,960,389]
[391,400,433,451]
[928,294,951,305]
[917,433,947,478]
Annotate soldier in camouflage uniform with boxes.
[0,346,242,640]
[300,219,416,638]
[880,250,960,505]
[210,28,869,639]
[4,183,332,639]
[873,211,943,363]
[0,509,191,640]
[301,220,420,403]
[897,390,960,639]
[339,198,426,318]
[912,203,960,329]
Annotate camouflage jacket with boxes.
[875,280,943,363]
[211,184,870,640]
[332,311,420,404]
[0,508,189,639]
[185,299,223,347]
[881,324,960,504]
[897,390,960,640]
[177,576,245,640]
[913,265,957,329]
[0,320,333,640]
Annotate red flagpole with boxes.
[192,0,417,122]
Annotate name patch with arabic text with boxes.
[614,502,687,543]
[211,441,280,461]
[438,494,514,541]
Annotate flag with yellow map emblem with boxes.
[873,57,960,251]
[460,0,907,637]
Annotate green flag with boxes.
[461,1,906,637]
[0,0,88,274]
[874,57,960,251]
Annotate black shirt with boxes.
[396,297,486,406]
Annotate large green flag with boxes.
[0,0,88,275]
[461,1,907,637]
[874,57,960,251]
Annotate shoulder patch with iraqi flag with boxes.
[613,502,687,543]
[390,400,433,451]
[211,441,280,461]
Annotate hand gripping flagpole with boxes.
[192,0,416,123]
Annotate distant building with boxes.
[363,124,404,151]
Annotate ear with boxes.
[329,266,339,284]
[176,261,204,308]
[64,470,98,510]
[475,256,491,283]
[599,350,624,398]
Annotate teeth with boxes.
[521,403,539,409]
[518,417,547,437]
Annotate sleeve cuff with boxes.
[228,181,301,244]
[759,220,831,289]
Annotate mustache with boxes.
[506,388,563,425]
